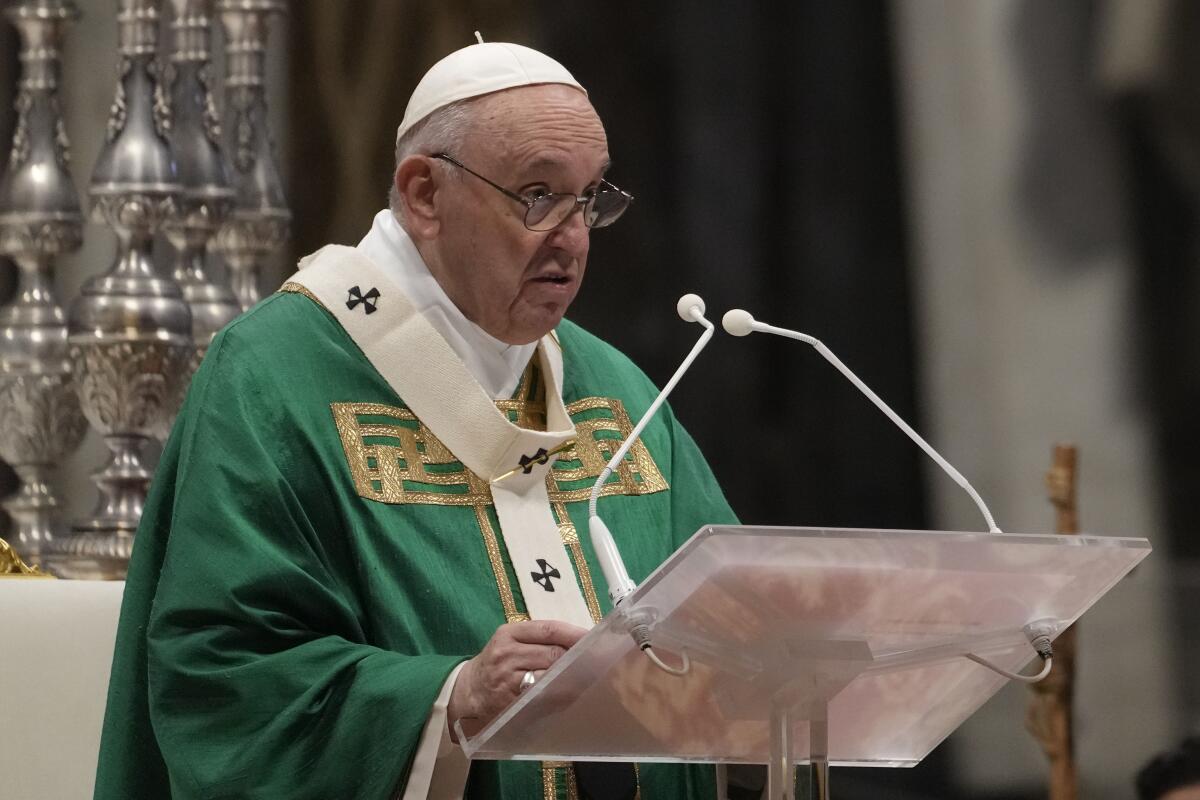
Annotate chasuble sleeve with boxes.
[140,327,466,800]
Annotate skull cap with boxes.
[395,41,586,146]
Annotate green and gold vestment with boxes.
[94,246,737,799]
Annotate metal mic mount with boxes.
[586,294,715,607]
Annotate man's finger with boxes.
[507,619,588,649]
[516,643,567,669]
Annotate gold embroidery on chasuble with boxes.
[496,360,549,432]
[328,401,526,624]
[541,761,642,799]
[279,281,326,309]
[331,391,660,799]
[330,389,669,616]
[542,761,580,800]
[546,396,669,502]
[329,362,662,796]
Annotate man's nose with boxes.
[546,206,590,254]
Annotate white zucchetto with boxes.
[395,41,586,145]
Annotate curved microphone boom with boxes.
[588,294,715,607]
[722,309,1002,533]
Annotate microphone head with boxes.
[676,293,706,322]
[722,308,756,337]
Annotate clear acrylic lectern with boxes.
[461,526,1150,799]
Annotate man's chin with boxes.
[498,308,568,346]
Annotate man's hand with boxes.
[448,620,586,741]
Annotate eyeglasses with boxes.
[432,152,633,232]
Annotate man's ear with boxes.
[394,156,440,240]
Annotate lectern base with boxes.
[768,706,829,800]
[811,762,829,800]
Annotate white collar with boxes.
[356,210,536,400]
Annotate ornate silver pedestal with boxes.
[215,0,289,310]
[163,0,237,390]
[60,0,192,579]
[0,0,88,567]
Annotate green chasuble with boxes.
[94,246,738,800]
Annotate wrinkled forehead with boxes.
[464,85,610,171]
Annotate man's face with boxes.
[1162,787,1200,800]
[428,84,610,345]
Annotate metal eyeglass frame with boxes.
[431,152,633,231]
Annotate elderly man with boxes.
[95,41,736,799]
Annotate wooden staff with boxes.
[1027,444,1079,800]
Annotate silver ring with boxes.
[519,670,537,693]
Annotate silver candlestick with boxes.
[162,0,237,392]
[214,0,289,310]
[60,0,192,579]
[0,0,88,567]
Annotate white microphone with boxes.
[722,308,1002,533]
[588,294,715,607]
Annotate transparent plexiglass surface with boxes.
[462,526,1150,767]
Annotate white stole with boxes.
[284,245,594,629]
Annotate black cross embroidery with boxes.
[531,558,561,592]
[346,285,380,314]
[518,448,550,474]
